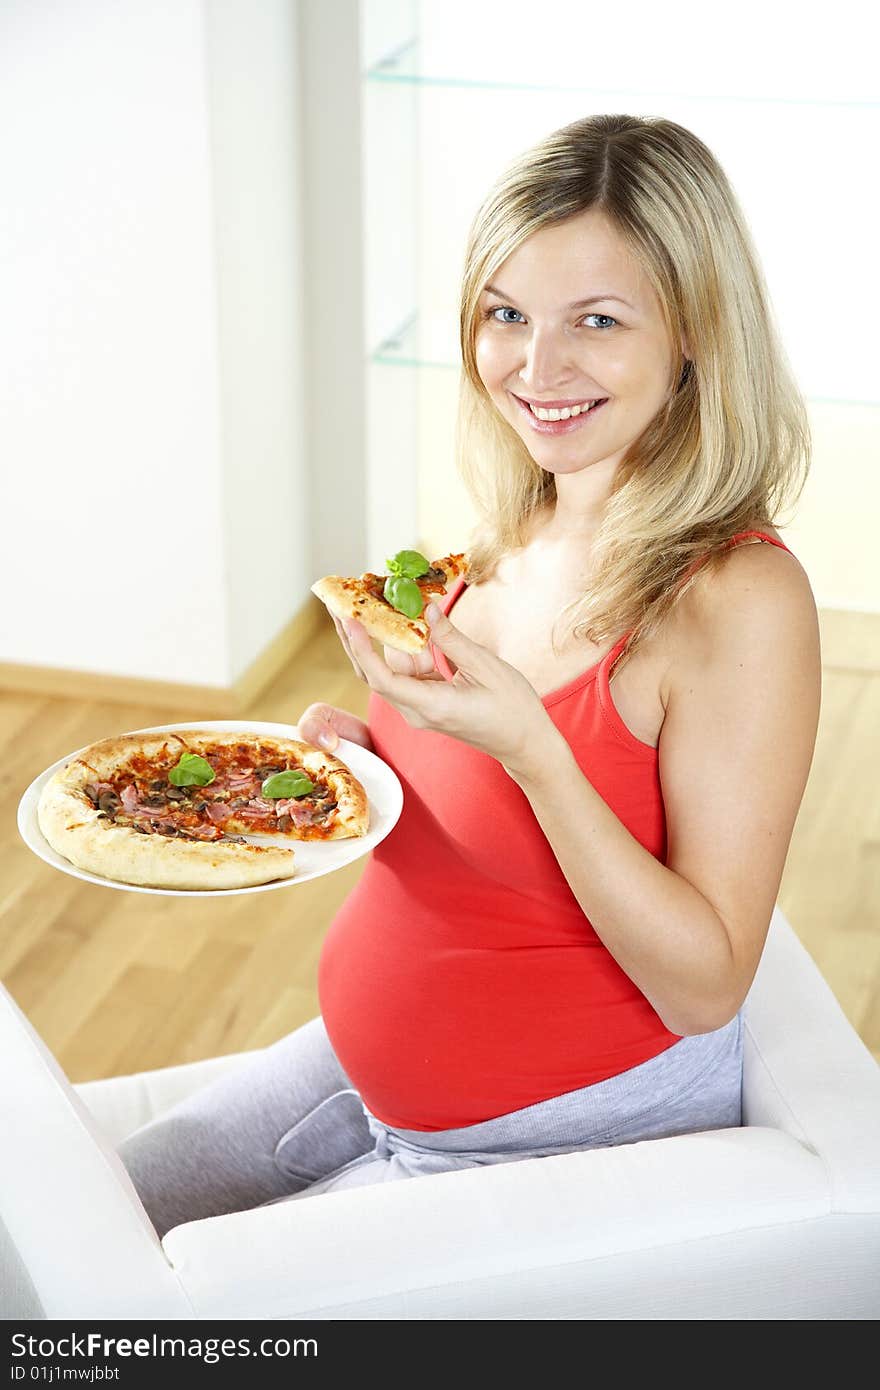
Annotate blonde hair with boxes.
[455,114,811,655]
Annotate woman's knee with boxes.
[116,1013,370,1233]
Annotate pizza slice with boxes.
[37,730,369,891]
[311,549,468,653]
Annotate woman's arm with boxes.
[505,544,822,1037]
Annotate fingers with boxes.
[424,606,490,679]
[296,702,372,751]
[383,642,445,680]
[341,617,449,703]
[339,619,465,732]
[295,703,337,750]
[342,619,402,696]
[331,614,366,682]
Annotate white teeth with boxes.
[528,399,602,421]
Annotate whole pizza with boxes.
[37,729,369,891]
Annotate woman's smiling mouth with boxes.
[511,393,609,433]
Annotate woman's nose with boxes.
[516,325,580,391]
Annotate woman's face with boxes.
[474,208,685,480]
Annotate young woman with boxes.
[120,114,821,1238]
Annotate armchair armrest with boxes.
[743,910,880,1212]
[164,1125,826,1319]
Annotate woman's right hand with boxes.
[295,702,374,754]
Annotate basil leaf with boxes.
[385,549,430,580]
[384,574,424,618]
[262,770,315,799]
[168,752,216,787]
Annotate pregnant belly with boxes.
[317,866,678,1132]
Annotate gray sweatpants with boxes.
[118,1011,743,1239]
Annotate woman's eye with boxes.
[584,314,617,329]
[487,306,524,324]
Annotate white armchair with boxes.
[2,905,879,1320]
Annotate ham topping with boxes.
[179,822,224,842]
[224,770,261,790]
[236,797,277,819]
[275,798,317,827]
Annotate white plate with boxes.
[17,720,403,897]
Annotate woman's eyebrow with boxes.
[482,283,635,311]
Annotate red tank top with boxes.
[318,530,792,1131]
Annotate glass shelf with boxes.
[364,40,879,108]
[371,312,459,371]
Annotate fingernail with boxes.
[318,731,335,750]
[425,602,441,624]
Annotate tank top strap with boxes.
[675,529,793,593]
[599,626,634,671]
[725,529,792,554]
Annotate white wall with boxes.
[299,0,369,582]
[203,0,307,683]
[413,0,880,612]
[360,0,419,568]
[1,0,311,686]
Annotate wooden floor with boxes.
[2,618,879,1082]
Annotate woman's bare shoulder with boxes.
[661,528,819,708]
[701,526,811,607]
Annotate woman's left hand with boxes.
[338,603,554,778]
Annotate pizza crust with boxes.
[36,729,370,890]
[37,765,297,889]
[311,577,430,652]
